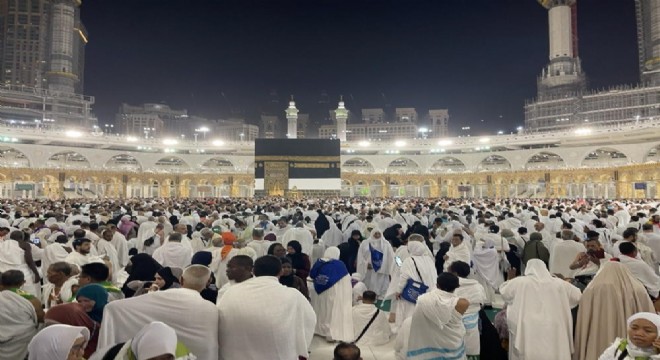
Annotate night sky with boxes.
[81,0,639,135]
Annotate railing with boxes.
[0,116,659,152]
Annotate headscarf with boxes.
[76,284,109,323]
[28,324,90,360]
[156,267,180,290]
[191,251,212,266]
[118,215,135,237]
[314,210,330,238]
[351,272,363,287]
[286,240,309,280]
[626,312,660,357]
[279,257,296,287]
[523,259,553,281]
[264,233,277,242]
[407,241,427,257]
[44,303,98,359]
[575,261,655,360]
[122,253,162,298]
[323,246,341,260]
[267,242,283,255]
[130,322,178,360]
[221,232,236,260]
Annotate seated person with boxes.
[352,290,391,346]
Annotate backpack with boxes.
[522,240,550,268]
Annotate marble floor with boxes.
[308,295,505,360]
[309,333,397,360]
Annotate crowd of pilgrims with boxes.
[2,197,660,359]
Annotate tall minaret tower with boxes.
[536,0,586,98]
[334,96,348,142]
[47,0,80,93]
[285,96,299,139]
[636,0,660,86]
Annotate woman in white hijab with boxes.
[90,321,196,360]
[599,312,660,359]
[28,324,90,360]
[472,239,502,307]
[395,241,438,331]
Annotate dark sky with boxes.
[81,0,639,135]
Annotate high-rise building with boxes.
[429,109,449,137]
[525,0,660,132]
[319,107,449,141]
[0,0,86,91]
[117,103,188,138]
[0,0,94,128]
[636,0,660,86]
[213,119,259,142]
[296,113,308,139]
[535,0,586,99]
[261,114,278,139]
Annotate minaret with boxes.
[47,0,80,93]
[536,0,586,98]
[334,96,348,142]
[636,0,660,86]
[285,96,299,139]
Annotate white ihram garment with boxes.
[218,276,315,360]
[499,259,581,360]
[99,288,219,360]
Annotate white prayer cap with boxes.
[351,273,363,281]
[627,312,660,334]
[28,324,90,360]
[130,321,178,360]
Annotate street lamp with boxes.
[104,124,114,134]
[239,132,245,142]
[418,127,429,139]
[143,127,155,139]
[195,127,210,141]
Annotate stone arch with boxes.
[643,143,660,163]
[429,157,466,173]
[104,154,142,171]
[370,179,386,197]
[387,157,420,174]
[46,151,91,169]
[342,158,375,173]
[201,157,235,173]
[154,156,190,172]
[477,155,511,172]
[581,147,629,168]
[0,145,30,167]
[525,151,566,170]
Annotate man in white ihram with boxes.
[218,255,315,360]
[99,265,220,360]
[499,259,581,360]
[152,232,192,269]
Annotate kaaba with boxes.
[254,139,341,197]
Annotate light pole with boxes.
[239,132,244,142]
[104,124,114,134]
[195,127,210,143]
[143,127,154,139]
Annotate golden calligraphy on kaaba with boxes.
[264,162,288,196]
